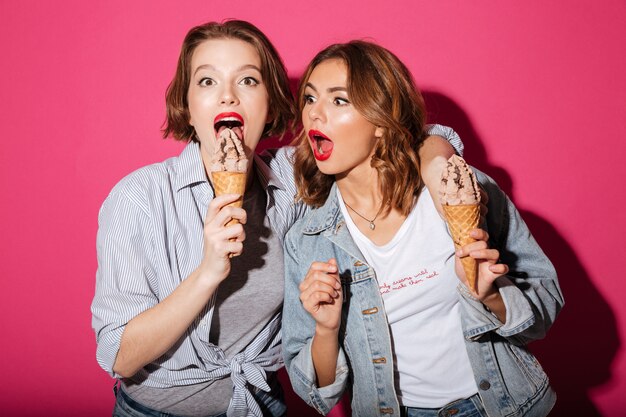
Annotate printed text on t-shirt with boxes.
[379,268,440,295]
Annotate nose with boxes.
[306,100,325,123]
[219,84,239,106]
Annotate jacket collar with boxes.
[302,182,343,235]
[302,182,372,273]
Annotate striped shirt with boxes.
[91,124,462,417]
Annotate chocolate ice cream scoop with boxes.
[211,128,248,173]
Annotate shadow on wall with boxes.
[424,91,620,417]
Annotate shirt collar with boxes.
[173,141,208,192]
[253,150,288,191]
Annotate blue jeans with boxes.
[401,394,487,417]
[113,375,286,417]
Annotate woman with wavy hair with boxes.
[282,41,562,417]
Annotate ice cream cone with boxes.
[212,171,246,227]
[443,203,480,292]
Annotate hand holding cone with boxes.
[439,155,481,292]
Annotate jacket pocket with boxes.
[494,339,548,406]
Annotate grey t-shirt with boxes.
[123,175,284,416]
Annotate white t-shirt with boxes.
[337,187,478,408]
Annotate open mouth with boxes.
[214,112,244,140]
[308,130,333,161]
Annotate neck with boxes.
[336,167,382,215]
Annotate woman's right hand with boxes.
[197,193,247,286]
[299,259,343,332]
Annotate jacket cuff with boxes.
[493,276,536,337]
[290,337,349,414]
[458,276,536,340]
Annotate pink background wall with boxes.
[1,1,624,416]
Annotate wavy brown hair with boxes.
[162,20,296,142]
[293,40,427,215]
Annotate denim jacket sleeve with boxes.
[458,170,564,346]
[282,226,350,415]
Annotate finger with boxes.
[223,223,246,242]
[303,280,340,299]
[309,260,338,274]
[206,194,243,219]
[303,291,335,309]
[213,207,247,228]
[301,288,339,307]
[489,263,509,275]
[457,240,487,257]
[469,228,489,242]
[468,248,500,262]
[300,270,341,292]
[225,240,244,258]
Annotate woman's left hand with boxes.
[455,228,509,301]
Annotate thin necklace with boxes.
[343,200,383,230]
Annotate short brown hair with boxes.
[294,40,427,215]
[162,20,296,142]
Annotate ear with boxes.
[374,127,384,138]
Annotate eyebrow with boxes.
[304,82,348,93]
[193,64,262,76]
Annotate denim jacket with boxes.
[282,170,563,417]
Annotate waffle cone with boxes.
[443,204,480,292]
[212,171,246,227]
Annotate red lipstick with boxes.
[308,129,333,161]
[213,112,244,125]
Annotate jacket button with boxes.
[379,407,394,414]
[362,307,379,315]
[354,260,364,266]
[373,357,387,364]
[479,380,491,390]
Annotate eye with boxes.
[240,76,260,86]
[333,97,349,106]
[303,94,316,105]
[198,77,215,87]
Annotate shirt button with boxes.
[479,380,491,390]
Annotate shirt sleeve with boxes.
[425,124,464,156]
[91,186,158,377]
